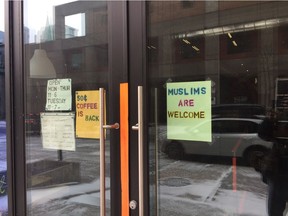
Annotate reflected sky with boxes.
[24,0,82,43]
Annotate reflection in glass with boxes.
[65,13,86,38]
[24,1,109,215]
[0,0,7,215]
[148,1,288,216]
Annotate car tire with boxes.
[166,142,184,160]
[244,147,267,169]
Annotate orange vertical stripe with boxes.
[120,83,129,216]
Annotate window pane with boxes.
[0,0,7,215]
[148,1,288,215]
[24,1,109,215]
[65,13,86,38]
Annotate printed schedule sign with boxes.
[76,90,103,139]
[167,81,212,142]
[46,79,72,111]
[41,113,75,151]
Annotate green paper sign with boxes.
[167,81,212,142]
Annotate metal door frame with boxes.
[5,1,26,215]
[127,1,149,216]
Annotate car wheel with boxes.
[244,148,267,169]
[166,142,184,160]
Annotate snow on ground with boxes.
[27,177,110,205]
[212,189,267,215]
[0,196,7,213]
[0,121,6,128]
[158,180,267,215]
[25,160,270,216]
[156,157,269,216]
[0,162,6,172]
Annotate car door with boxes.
[180,119,220,156]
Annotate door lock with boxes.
[129,200,137,210]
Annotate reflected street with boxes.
[0,121,7,215]
[25,135,110,215]
[157,153,268,216]
[25,132,267,215]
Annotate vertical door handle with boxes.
[131,86,144,216]
[99,88,119,216]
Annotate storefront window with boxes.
[24,0,109,215]
[0,0,7,215]
[148,1,288,215]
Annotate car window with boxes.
[222,121,239,133]
[213,120,258,134]
[212,121,222,133]
[243,121,259,133]
[212,105,265,119]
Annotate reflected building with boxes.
[146,1,288,122]
[23,1,288,121]
[23,1,288,123]
[25,1,108,115]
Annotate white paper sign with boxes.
[41,112,76,151]
[46,79,72,111]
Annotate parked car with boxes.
[161,118,273,166]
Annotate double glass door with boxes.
[16,1,288,216]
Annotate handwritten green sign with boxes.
[46,79,72,111]
[167,81,212,142]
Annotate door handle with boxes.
[132,86,144,216]
[132,123,139,130]
[103,123,120,129]
[99,88,119,216]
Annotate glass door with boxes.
[139,1,288,216]
[0,1,7,214]
[23,1,126,215]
